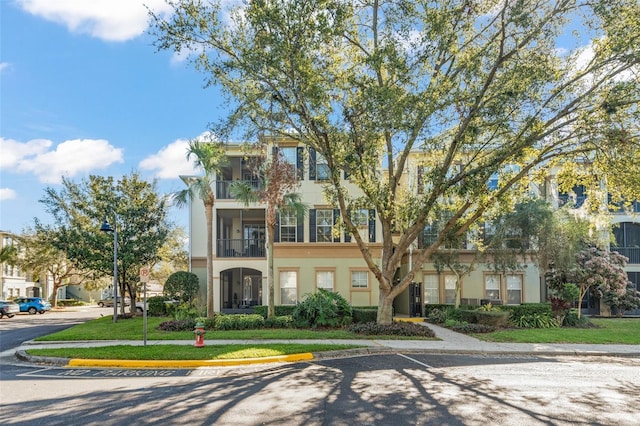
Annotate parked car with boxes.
[97,297,130,308]
[0,300,20,318]
[14,297,51,314]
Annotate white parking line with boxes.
[397,353,432,368]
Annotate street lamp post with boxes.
[100,215,118,323]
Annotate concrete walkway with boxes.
[9,322,640,368]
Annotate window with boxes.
[316,153,330,180]
[444,276,457,304]
[316,270,334,291]
[351,271,368,289]
[280,210,297,242]
[485,275,501,300]
[506,275,522,304]
[316,209,334,242]
[280,147,297,165]
[421,223,438,247]
[559,184,587,208]
[280,271,298,305]
[424,275,439,304]
[416,166,433,194]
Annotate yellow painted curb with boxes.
[67,352,314,368]
[394,317,425,323]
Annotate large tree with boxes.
[152,0,640,323]
[230,145,306,318]
[173,139,227,318]
[38,173,171,316]
[15,228,94,308]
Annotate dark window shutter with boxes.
[309,148,316,180]
[333,208,340,242]
[274,212,280,243]
[368,209,376,242]
[296,147,304,180]
[272,146,279,157]
[309,209,316,242]
[297,210,304,242]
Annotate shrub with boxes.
[253,305,297,318]
[158,319,197,331]
[501,303,552,319]
[57,299,84,307]
[352,308,378,324]
[474,310,510,327]
[451,323,496,334]
[562,310,594,327]
[427,308,447,324]
[213,314,265,330]
[511,313,559,328]
[348,321,435,337]
[148,296,172,316]
[173,303,202,320]
[264,315,293,328]
[164,271,200,304]
[292,289,352,328]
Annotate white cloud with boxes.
[0,188,17,201]
[0,62,10,73]
[17,0,173,42]
[139,138,197,179]
[1,137,124,183]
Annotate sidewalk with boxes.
[11,322,640,368]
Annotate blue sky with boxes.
[1,0,225,234]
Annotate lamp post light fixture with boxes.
[100,215,118,323]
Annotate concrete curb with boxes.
[16,346,640,370]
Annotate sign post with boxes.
[140,267,150,346]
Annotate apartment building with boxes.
[184,139,639,315]
[0,231,42,300]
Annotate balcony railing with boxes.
[612,247,640,264]
[216,180,262,199]
[217,239,266,258]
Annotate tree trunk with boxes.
[267,222,275,319]
[377,289,394,324]
[205,202,214,318]
[51,281,61,308]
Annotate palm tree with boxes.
[231,149,306,318]
[174,140,227,318]
[0,244,17,265]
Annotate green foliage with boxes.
[427,308,447,324]
[348,322,436,337]
[213,314,265,330]
[253,305,297,318]
[451,323,496,334]
[147,296,172,316]
[158,319,197,332]
[292,289,352,328]
[474,311,510,327]
[352,308,378,324]
[501,303,552,319]
[602,282,640,317]
[264,315,293,329]
[172,302,202,321]
[164,271,199,304]
[511,313,559,329]
[562,310,594,327]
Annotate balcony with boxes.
[612,247,640,264]
[216,180,262,200]
[217,239,266,258]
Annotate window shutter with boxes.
[333,208,340,242]
[272,146,279,157]
[297,210,304,242]
[368,209,376,242]
[274,212,280,243]
[309,148,316,180]
[309,209,316,242]
[296,147,304,179]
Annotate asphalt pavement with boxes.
[10,320,640,368]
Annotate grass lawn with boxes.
[26,343,362,360]
[475,318,640,344]
[35,315,437,341]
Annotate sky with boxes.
[0,0,226,234]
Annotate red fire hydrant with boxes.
[194,321,205,348]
